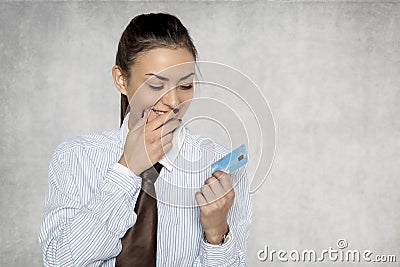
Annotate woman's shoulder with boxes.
[54,128,121,156]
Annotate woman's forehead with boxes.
[132,47,196,80]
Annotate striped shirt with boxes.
[39,119,252,266]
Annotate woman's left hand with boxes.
[195,170,235,244]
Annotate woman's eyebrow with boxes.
[145,72,195,82]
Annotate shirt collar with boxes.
[120,112,186,172]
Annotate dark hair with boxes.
[115,13,198,126]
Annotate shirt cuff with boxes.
[105,162,142,200]
[200,231,236,266]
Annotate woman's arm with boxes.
[192,167,252,266]
[39,144,142,267]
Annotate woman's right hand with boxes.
[119,109,181,176]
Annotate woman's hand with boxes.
[119,110,181,176]
[195,171,235,244]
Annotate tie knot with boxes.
[140,162,163,185]
[153,162,163,173]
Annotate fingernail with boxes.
[173,108,179,114]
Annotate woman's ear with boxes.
[112,65,128,96]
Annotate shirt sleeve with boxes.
[192,167,252,266]
[39,145,142,267]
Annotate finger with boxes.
[160,118,181,136]
[146,111,174,131]
[195,192,207,206]
[152,119,180,140]
[161,132,174,145]
[200,184,215,203]
[204,176,215,185]
[206,177,225,198]
[144,118,179,146]
[213,171,233,192]
[128,109,148,131]
[147,122,179,146]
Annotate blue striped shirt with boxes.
[39,122,252,266]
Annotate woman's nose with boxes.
[161,87,180,109]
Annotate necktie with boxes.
[116,162,163,267]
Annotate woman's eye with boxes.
[179,83,193,90]
[148,84,164,90]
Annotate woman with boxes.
[39,13,252,266]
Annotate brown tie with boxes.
[116,162,163,267]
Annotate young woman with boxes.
[39,13,252,266]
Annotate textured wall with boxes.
[1,1,399,266]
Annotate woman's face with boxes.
[125,47,196,124]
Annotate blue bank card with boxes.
[211,144,248,174]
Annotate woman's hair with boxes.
[115,13,198,126]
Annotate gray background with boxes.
[1,1,399,266]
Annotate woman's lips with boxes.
[151,108,168,115]
[151,108,180,115]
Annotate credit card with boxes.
[211,144,248,174]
